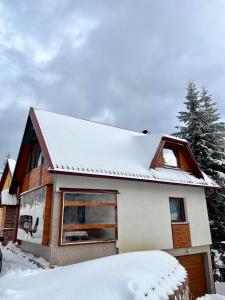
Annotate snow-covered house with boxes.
[10,108,218,298]
[0,158,18,242]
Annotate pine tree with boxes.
[199,87,225,175]
[175,81,203,162]
[175,82,225,268]
[198,87,225,253]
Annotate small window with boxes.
[163,148,178,167]
[26,143,43,174]
[169,198,186,222]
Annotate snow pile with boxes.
[0,250,187,300]
[197,295,225,300]
[215,282,225,297]
[1,189,17,205]
[0,242,49,275]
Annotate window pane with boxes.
[62,228,116,244]
[64,193,116,203]
[163,148,178,167]
[63,206,116,225]
[169,198,185,222]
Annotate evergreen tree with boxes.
[198,87,225,253]
[175,82,225,268]
[199,87,225,175]
[175,81,203,162]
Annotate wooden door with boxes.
[176,254,207,299]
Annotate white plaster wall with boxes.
[54,175,211,252]
[186,188,212,246]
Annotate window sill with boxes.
[163,166,181,170]
[59,239,117,246]
[171,222,189,225]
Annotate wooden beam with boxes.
[64,202,117,207]
[60,188,119,194]
[63,224,117,230]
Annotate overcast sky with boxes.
[0,0,225,164]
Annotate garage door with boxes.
[176,254,207,299]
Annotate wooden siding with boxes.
[178,150,195,172]
[42,184,53,246]
[20,165,54,194]
[3,206,19,242]
[176,254,207,299]
[2,171,11,191]
[0,207,4,233]
[28,165,42,189]
[156,152,164,168]
[171,223,192,248]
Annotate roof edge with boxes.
[30,107,54,169]
[49,169,219,189]
[0,161,9,191]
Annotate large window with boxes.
[61,191,117,245]
[163,148,179,168]
[169,198,186,222]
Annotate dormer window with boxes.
[163,148,179,168]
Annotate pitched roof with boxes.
[0,159,17,205]
[0,158,16,191]
[8,159,16,177]
[26,108,217,188]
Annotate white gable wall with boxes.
[55,175,211,252]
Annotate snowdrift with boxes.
[0,250,188,300]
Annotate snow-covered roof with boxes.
[33,108,218,188]
[1,188,17,205]
[8,159,16,177]
[0,250,188,300]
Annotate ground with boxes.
[0,243,49,299]
[1,243,48,276]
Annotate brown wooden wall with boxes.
[178,150,194,172]
[176,254,207,299]
[42,184,53,246]
[171,223,192,248]
[20,165,54,193]
[3,205,19,242]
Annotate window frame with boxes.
[26,142,43,174]
[59,188,118,246]
[163,147,180,169]
[169,197,186,223]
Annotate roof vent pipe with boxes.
[142,130,150,134]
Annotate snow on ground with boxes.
[198,295,225,300]
[1,244,224,300]
[216,282,225,296]
[0,242,49,276]
[0,249,187,300]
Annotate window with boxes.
[169,198,186,222]
[61,192,117,245]
[26,142,44,174]
[163,148,179,168]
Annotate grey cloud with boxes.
[0,0,225,164]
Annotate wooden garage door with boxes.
[176,254,207,299]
